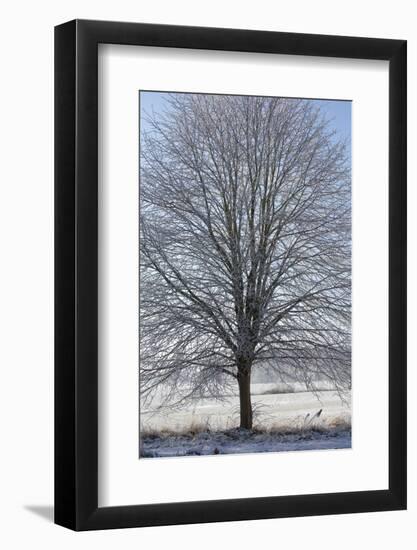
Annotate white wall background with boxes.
[0,1,414,548]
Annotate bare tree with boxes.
[140,93,351,430]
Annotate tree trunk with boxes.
[238,371,253,430]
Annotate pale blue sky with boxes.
[140,91,351,145]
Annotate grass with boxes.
[141,418,212,439]
[139,415,351,458]
[140,414,351,440]
[256,415,351,435]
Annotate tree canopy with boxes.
[140,93,351,429]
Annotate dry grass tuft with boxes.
[141,418,213,439]
[253,413,351,435]
[141,413,351,439]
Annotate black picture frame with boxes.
[55,19,407,531]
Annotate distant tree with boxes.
[140,93,351,430]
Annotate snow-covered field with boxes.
[140,383,351,458]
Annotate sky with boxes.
[140,90,351,145]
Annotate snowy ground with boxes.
[140,383,351,458]
[140,427,351,458]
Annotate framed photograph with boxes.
[55,19,406,530]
